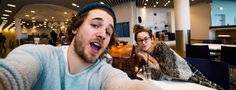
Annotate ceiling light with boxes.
[45,19,48,21]
[144,3,147,5]
[72,3,76,6]
[76,5,79,8]
[156,2,159,4]
[31,10,36,13]
[192,0,195,1]
[146,0,148,2]
[3,20,8,22]
[100,2,104,4]
[3,14,9,17]
[7,4,16,7]
[1,17,7,19]
[4,10,12,13]
[64,12,68,14]
[66,19,69,21]
[25,15,29,17]
[167,1,170,3]
[154,5,156,7]
[31,17,35,19]
[219,7,223,10]
[32,20,36,22]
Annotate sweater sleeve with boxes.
[153,42,192,80]
[0,44,47,90]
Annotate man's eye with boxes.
[91,24,98,28]
[106,31,111,36]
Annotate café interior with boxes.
[1,0,236,90]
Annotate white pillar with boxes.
[15,18,21,45]
[174,0,191,56]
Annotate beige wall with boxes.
[112,1,135,44]
[190,3,211,40]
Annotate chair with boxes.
[202,40,222,44]
[221,46,236,87]
[108,45,139,79]
[186,57,231,90]
[186,44,211,59]
[221,46,236,67]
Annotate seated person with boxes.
[133,24,223,90]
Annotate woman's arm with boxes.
[137,51,160,69]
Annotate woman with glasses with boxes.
[133,24,223,90]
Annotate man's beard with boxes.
[73,35,99,64]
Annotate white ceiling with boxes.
[15,4,76,22]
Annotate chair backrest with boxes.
[186,57,230,90]
[202,40,222,44]
[186,45,211,59]
[108,45,140,79]
[221,46,236,66]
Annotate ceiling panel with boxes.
[0,0,210,30]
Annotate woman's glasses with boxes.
[137,37,151,44]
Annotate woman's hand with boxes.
[137,51,160,69]
[137,51,158,65]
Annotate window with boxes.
[115,22,130,37]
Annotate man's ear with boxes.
[72,29,78,34]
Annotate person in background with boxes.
[0,3,162,90]
[133,24,223,90]
[50,30,57,46]
[0,33,6,53]
[59,30,64,39]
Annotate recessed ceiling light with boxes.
[64,12,68,14]
[31,10,36,13]
[31,17,35,19]
[3,14,9,17]
[3,20,8,22]
[76,5,79,8]
[32,20,36,22]
[1,17,7,19]
[144,3,147,5]
[7,4,16,7]
[146,0,148,2]
[156,2,159,4]
[4,10,12,13]
[45,19,48,21]
[219,7,223,10]
[72,3,76,6]
[25,15,29,17]
[154,5,156,7]
[100,2,104,4]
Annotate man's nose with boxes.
[96,28,106,40]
